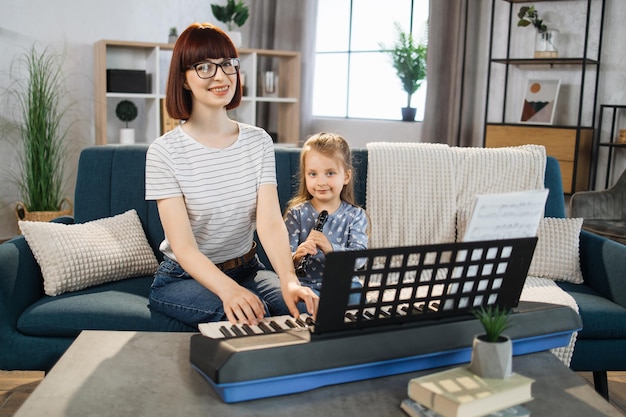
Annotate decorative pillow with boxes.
[19,209,159,296]
[527,217,584,284]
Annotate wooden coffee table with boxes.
[13,331,624,417]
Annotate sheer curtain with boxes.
[245,0,318,143]
[421,0,488,147]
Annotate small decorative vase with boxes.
[401,107,417,122]
[469,334,512,379]
[534,28,559,58]
[227,31,242,48]
[168,35,178,44]
[120,128,135,145]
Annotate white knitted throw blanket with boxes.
[366,142,457,248]
[365,142,577,365]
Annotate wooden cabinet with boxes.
[94,40,301,145]
[483,0,606,194]
[485,125,593,194]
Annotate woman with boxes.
[145,23,318,328]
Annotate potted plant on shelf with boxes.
[211,0,249,47]
[381,23,427,122]
[6,45,73,226]
[469,305,512,379]
[168,27,178,44]
[115,100,138,145]
[517,5,558,58]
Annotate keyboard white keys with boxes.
[198,314,313,339]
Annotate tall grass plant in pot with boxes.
[6,45,72,225]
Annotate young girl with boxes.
[145,23,318,328]
[284,133,368,304]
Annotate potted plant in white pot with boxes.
[211,0,249,47]
[517,5,558,58]
[115,100,138,145]
[7,45,73,226]
[382,23,427,121]
[469,305,513,379]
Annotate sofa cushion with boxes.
[528,217,584,284]
[19,209,159,296]
[557,281,626,339]
[17,276,194,337]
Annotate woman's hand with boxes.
[283,280,319,318]
[219,282,267,325]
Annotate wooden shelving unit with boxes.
[94,40,301,145]
[483,0,606,194]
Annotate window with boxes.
[313,0,429,121]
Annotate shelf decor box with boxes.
[106,69,150,93]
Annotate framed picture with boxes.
[520,79,560,124]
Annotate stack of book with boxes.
[401,366,534,417]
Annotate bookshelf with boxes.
[94,40,301,145]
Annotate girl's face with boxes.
[304,150,351,206]
[185,58,238,110]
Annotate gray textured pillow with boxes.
[19,209,158,296]
[528,217,584,284]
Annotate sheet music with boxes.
[463,189,549,242]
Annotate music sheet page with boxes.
[463,189,549,242]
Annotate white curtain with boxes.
[421,0,488,147]
[246,0,318,143]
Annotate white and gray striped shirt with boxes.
[145,123,276,264]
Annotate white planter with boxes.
[119,128,135,145]
[469,335,512,379]
[227,31,242,47]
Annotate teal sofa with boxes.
[0,145,625,399]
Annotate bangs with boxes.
[181,24,238,67]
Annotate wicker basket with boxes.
[15,198,73,230]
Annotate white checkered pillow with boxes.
[528,217,584,284]
[19,209,159,296]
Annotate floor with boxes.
[0,370,625,416]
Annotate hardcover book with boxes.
[407,366,534,417]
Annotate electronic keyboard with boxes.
[190,238,582,403]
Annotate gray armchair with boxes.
[570,169,626,244]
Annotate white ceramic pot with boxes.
[227,31,242,47]
[469,334,512,379]
[120,128,135,145]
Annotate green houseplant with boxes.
[115,100,138,145]
[517,5,558,58]
[8,45,72,223]
[211,0,249,46]
[469,305,513,379]
[382,23,428,121]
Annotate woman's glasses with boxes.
[188,58,240,79]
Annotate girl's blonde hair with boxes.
[285,132,357,214]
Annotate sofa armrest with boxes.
[0,235,47,333]
[579,230,626,309]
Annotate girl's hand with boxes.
[307,230,332,254]
[293,240,318,265]
[220,283,266,325]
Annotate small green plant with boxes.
[472,305,511,343]
[211,0,250,31]
[381,22,428,109]
[169,27,178,37]
[517,5,547,33]
[115,100,138,128]
[6,44,71,212]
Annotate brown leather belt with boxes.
[215,242,257,271]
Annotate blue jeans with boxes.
[149,256,289,328]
